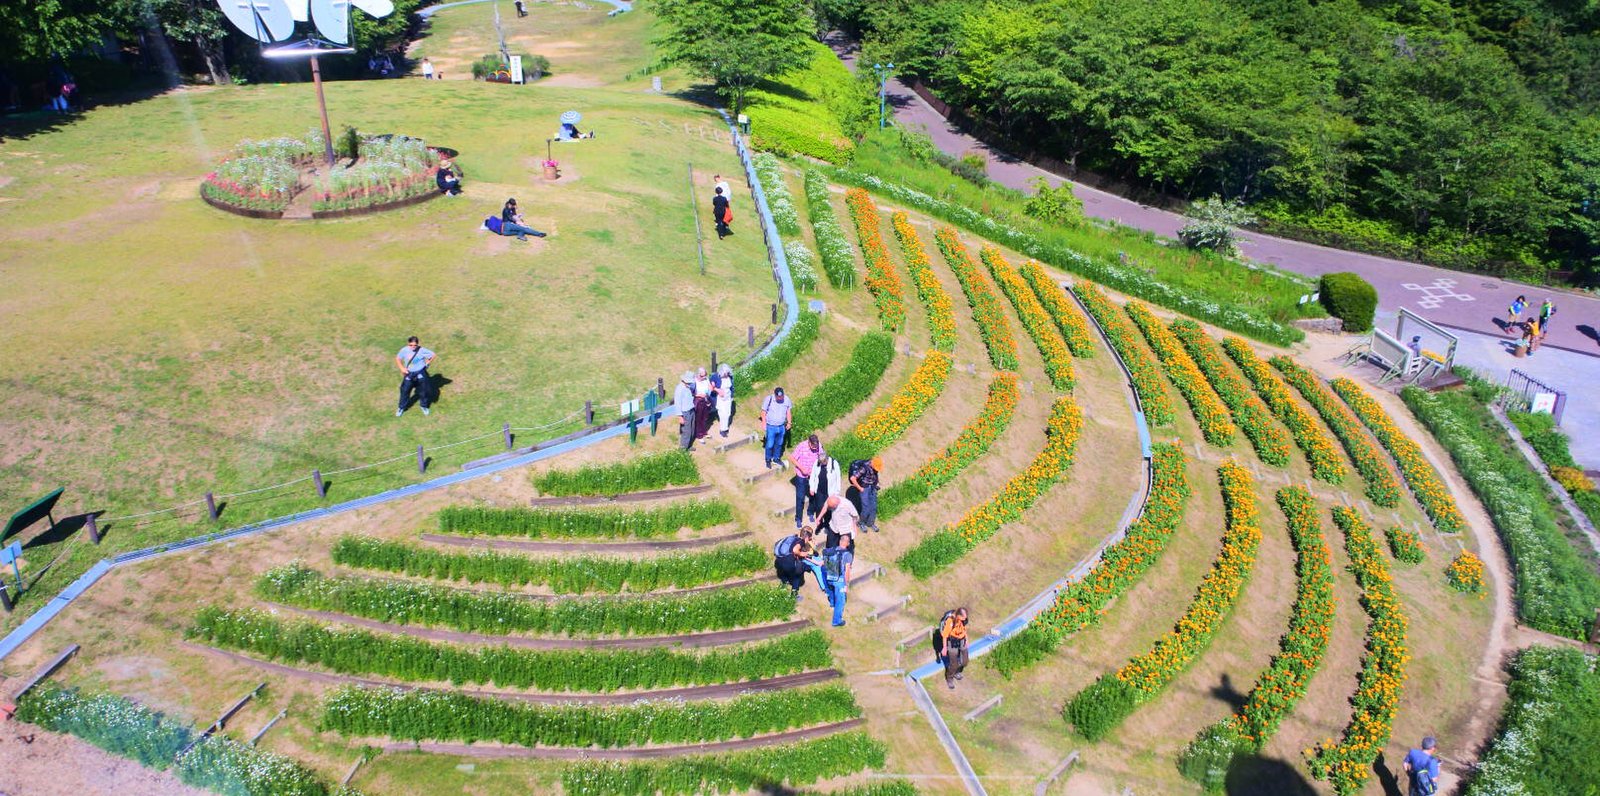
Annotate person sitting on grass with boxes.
[436,158,462,195]
[560,122,593,140]
[498,198,546,240]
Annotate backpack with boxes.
[1413,765,1437,796]
[931,610,955,654]
[823,547,845,579]
[773,534,800,558]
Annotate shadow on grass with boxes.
[0,82,181,144]
[1224,753,1319,795]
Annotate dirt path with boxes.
[0,716,207,796]
[528,484,712,506]
[421,529,750,552]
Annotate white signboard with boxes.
[510,55,524,85]
[1531,392,1558,415]
[620,399,640,416]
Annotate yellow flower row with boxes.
[1223,339,1348,485]
[1445,550,1487,596]
[978,244,1075,392]
[889,212,957,352]
[934,227,1020,371]
[1124,302,1237,446]
[1018,260,1098,358]
[1330,378,1465,533]
[1072,283,1176,426]
[852,350,953,448]
[1271,357,1402,506]
[843,188,907,333]
[1171,320,1293,466]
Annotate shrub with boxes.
[1552,466,1595,493]
[739,310,822,390]
[1178,197,1257,255]
[981,245,1076,391]
[560,731,889,795]
[15,682,191,767]
[877,374,1020,521]
[532,450,699,497]
[435,501,733,539]
[1063,677,1137,741]
[789,332,896,439]
[934,227,1020,370]
[1319,272,1378,333]
[176,734,357,796]
[188,608,831,692]
[1178,722,1247,792]
[1272,357,1400,506]
[1125,303,1236,446]
[753,153,801,235]
[746,42,867,163]
[803,171,857,288]
[783,240,819,293]
[1023,176,1085,226]
[1446,550,1488,595]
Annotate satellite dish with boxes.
[216,0,294,42]
[286,0,310,22]
[310,0,351,44]
[349,0,395,18]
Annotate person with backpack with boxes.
[822,533,854,627]
[712,363,735,437]
[848,457,883,532]
[937,607,970,689]
[1538,298,1556,339]
[1402,736,1442,796]
[772,530,808,597]
[760,387,791,469]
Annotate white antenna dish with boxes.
[310,0,351,44]
[286,0,310,22]
[349,0,395,19]
[216,0,295,42]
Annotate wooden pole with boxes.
[313,469,326,498]
[310,55,336,166]
[584,400,595,425]
[503,422,513,449]
[205,492,219,521]
[748,326,755,347]
[416,445,426,474]
[84,513,100,545]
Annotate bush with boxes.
[1074,283,1177,426]
[532,450,699,496]
[1319,272,1378,333]
[753,153,800,235]
[1023,177,1085,226]
[1465,646,1600,796]
[1172,320,1292,466]
[789,332,896,439]
[1552,466,1595,493]
[1178,197,1257,255]
[1385,526,1425,565]
[784,240,819,293]
[1126,303,1236,446]
[1446,550,1488,595]
[1179,722,1247,792]
[890,211,958,351]
[1064,677,1137,740]
[746,41,869,164]
[738,310,822,390]
[560,731,887,795]
[436,501,733,539]
[982,245,1076,391]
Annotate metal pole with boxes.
[313,469,326,498]
[688,163,706,276]
[585,400,595,425]
[748,326,755,347]
[84,513,100,545]
[310,55,336,166]
[417,445,426,474]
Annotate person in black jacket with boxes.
[435,158,462,195]
[712,186,730,239]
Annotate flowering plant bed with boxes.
[1462,646,1600,796]
[1272,357,1400,506]
[1072,283,1176,425]
[832,349,953,461]
[1019,260,1098,358]
[804,171,857,288]
[1170,320,1291,465]
[1330,377,1464,532]
[877,373,1020,521]
[988,444,1191,675]
[753,153,800,235]
[1223,339,1346,484]
[1384,525,1425,564]
[436,501,734,539]
[1065,460,1262,740]
[890,212,957,351]
[980,244,1075,391]
[1124,302,1236,446]
[533,450,700,497]
[1446,550,1488,595]
[739,310,822,389]
[201,129,446,219]
[844,188,907,332]
[933,227,1019,370]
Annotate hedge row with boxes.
[16,682,358,796]
[1072,283,1176,426]
[878,373,1020,521]
[1508,410,1600,531]
[1124,302,1236,446]
[1331,377,1465,532]
[1170,320,1292,466]
[1464,646,1600,796]
[532,450,699,497]
[435,501,733,540]
[899,396,1083,578]
[1271,357,1400,507]
[934,226,1020,370]
[1066,460,1262,740]
[1222,338,1347,484]
[789,332,896,440]
[739,310,823,390]
[319,683,860,748]
[1018,260,1098,358]
[256,563,795,637]
[1179,486,1335,791]
[1402,384,1600,639]
[189,607,830,692]
[803,170,857,289]
[784,239,820,293]
[753,153,800,235]
[980,244,1076,391]
[559,731,887,796]
[1308,509,1409,795]
[988,443,1191,675]
[844,188,907,332]
[890,211,957,351]
[331,535,766,594]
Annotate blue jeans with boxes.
[860,486,879,529]
[826,578,847,625]
[793,475,810,529]
[764,424,786,466]
[802,559,827,593]
[502,222,545,238]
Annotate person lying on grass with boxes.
[484,198,546,241]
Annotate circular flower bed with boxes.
[200,130,448,220]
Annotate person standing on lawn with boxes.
[789,435,824,529]
[712,363,735,437]
[395,336,435,417]
[940,607,970,689]
[713,174,732,204]
[760,387,791,468]
[712,187,731,239]
[1402,736,1442,796]
[693,367,714,439]
[822,533,853,627]
[674,370,696,451]
[848,456,882,532]
[421,58,435,79]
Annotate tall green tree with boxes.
[653,0,815,117]
[0,0,126,61]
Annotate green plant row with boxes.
[988,443,1191,675]
[1464,646,1600,796]
[789,332,896,440]
[256,563,795,637]
[980,244,1076,391]
[1018,260,1098,358]
[319,683,860,748]
[890,211,957,351]
[1124,302,1236,446]
[1385,526,1425,564]
[1331,377,1465,532]
[1072,283,1176,426]
[1402,385,1600,639]
[899,397,1083,578]
[1171,320,1292,465]
[803,171,857,289]
[16,682,359,796]
[1222,339,1347,484]
[879,373,1021,522]
[784,240,820,293]
[739,310,823,390]
[933,226,1021,372]
[825,168,1304,346]
[1508,410,1600,529]
[559,730,887,796]
[188,607,830,693]
[331,535,767,594]
[532,450,700,498]
[1179,486,1336,792]
[753,153,800,236]
[1270,357,1401,507]
[1308,509,1409,795]
[1066,460,1262,741]
[435,500,734,540]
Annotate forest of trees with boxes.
[818,0,1600,282]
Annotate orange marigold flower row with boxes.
[1018,260,1098,358]
[1223,339,1347,485]
[851,350,953,449]
[1171,320,1293,467]
[889,212,957,352]
[979,245,1075,392]
[1329,377,1465,533]
[1124,302,1237,447]
[843,188,907,333]
[934,227,1019,371]
[1445,550,1487,595]
[1072,283,1176,426]
[878,373,1020,522]
[1271,357,1401,507]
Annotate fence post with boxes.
[0,582,12,613]
[748,326,755,347]
[312,469,327,499]
[204,492,219,522]
[585,400,595,425]
[771,303,777,325]
[710,351,718,372]
[657,377,666,400]
[417,445,426,475]
[84,513,100,545]
[503,422,513,450]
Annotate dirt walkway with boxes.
[0,716,206,796]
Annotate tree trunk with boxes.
[197,37,230,85]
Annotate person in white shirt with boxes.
[713,175,732,205]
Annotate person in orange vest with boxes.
[938,607,969,689]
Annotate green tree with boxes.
[653,0,815,117]
[0,0,126,61]
[138,0,230,84]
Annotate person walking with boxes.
[848,457,882,532]
[760,387,791,468]
[421,58,435,80]
[674,370,696,451]
[939,607,970,689]
[808,454,843,529]
[1506,295,1527,335]
[395,336,436,417]
[712,187,731,239]
[1401,736,1442,796]
[789,435,824,529]
[822,533,853,627]
[712,363,735,437]
[1527,316,1543,354]
[818,494,859,550]
[713,174,732,205]
[1538,298,1556,339]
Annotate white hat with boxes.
[681,370,695,383]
